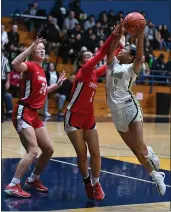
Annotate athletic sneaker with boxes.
[93,182,105,200]
[25,179,48,192]
[4,184,31,198]
[146,146,160,170]
[84,183,94,199]
[152,172,166,196]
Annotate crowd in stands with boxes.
[1,0,171,121]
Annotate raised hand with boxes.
[136,24,145,39]
[57,71,66,87]
[113,19,125,37]
[31,36,45,51]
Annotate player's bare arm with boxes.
[47,71,66,94]
[11,37,45,72]
[107,21,125,65]
[133,25,145,74]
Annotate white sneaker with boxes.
[44,112,51,117]
[145,146,160,170]
[152,172,166,196]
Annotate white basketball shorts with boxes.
[111,104,143,133]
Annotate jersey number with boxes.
[90,91,95,102]
[39,82,47,95]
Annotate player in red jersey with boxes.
[64,23,124,200]
[4,37,66,198]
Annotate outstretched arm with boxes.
[107,21,125,65]
[47,71,66,94]
[81,26,123,73]
[133,25,145,74]
[94,65,107,78]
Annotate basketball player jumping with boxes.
[106,22,166,195]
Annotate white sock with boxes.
[92,177,99,186]
[150,170,157,178]
[28,173,40,182]
[9,177,21,186]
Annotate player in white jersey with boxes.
[106,22,166,196]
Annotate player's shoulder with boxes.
[121,63,133,71]
[24,61,34,69]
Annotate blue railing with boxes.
[136,69,171,85]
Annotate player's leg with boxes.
[25,126,54,192]
[67,129,95,199]
[64,111,93,199]
[4,126,38,198]
[84,128,105,200]
[117,104,166,195]
[120,122,166,195]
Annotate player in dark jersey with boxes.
[64,23,124,200]
[4,37,66,198]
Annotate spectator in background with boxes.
[100,12,108,33]
[156,25,163,50]
[63,11,79,34]
[1,51,11,122]
[10,70,21,98]
[86,33,99,52]
[144,20,157,49]
[39,15,61,55]
[56,74,75,116]
[1,25,8,47]
[139,55,151,84]
[84,15,95,31]
[57,7,67,30]
[59,34,75,64]
[152,53,167,85]
[7,45,18,68]
[107,10,115,26]
[69,0,84,20]
[115,11,124,22]
[24,2,39,31]
[68,22,83,37]
[7,25,20,48]
[92,21,101,36]
[161,25,171,51]
[44,62,59,117]
[68,33,84,64]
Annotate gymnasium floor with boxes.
[1,116,171,211]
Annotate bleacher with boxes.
[2,17,171,117]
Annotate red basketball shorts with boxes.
[64,110,96,133]
[12,104,44,133]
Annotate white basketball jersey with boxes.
[106,56,138,111]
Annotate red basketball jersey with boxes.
[67,62,107,115]
[19,61,47,109]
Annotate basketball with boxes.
[124,12,146,35]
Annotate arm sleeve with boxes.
[94,65,107,78]
[78,33,117,81]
